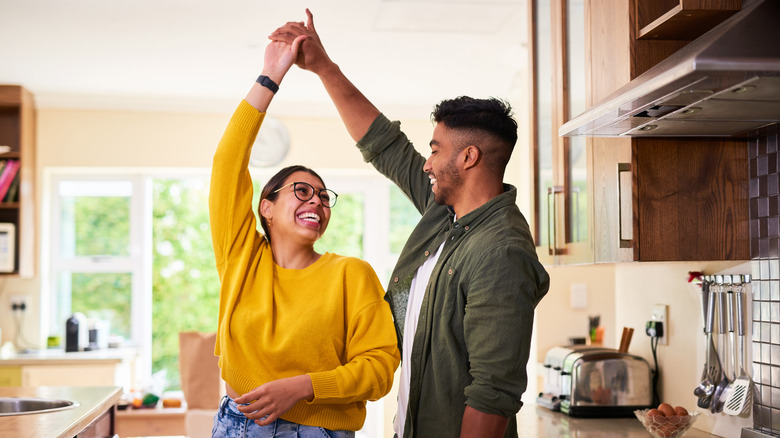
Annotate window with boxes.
[45,169,420,389]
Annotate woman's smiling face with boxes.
[261,170,332,244]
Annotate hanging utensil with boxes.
[724,284,753,415]
[713,281,737,413]
[711,281,730,413]
[695,282,720,408]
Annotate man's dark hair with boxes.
[258,164,326,241]
[432,96,517,173]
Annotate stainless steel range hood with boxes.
[560,0,780,138]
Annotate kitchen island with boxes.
[519,403,718,437]
[0,386,121,437]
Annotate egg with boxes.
[658,402,675,417]
[674,405,689,417]
[647,408,665,417]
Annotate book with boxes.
[4,170,20,202]
[0,160,19,201]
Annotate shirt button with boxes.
[464,226,469,231]
[448,269,453,275]
[424,251,430,256]
[393,277,399,283]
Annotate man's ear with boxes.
[462,145,481,170]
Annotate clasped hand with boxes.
[234,374,315,426]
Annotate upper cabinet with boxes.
[531,0,751,263]
[560,0,780,138]
[587,0,750,262]
[531,0,592,265]
[636,0,740,41]
[0,85,36,277]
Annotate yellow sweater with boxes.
[209,100,400,431]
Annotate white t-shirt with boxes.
[393,241,446,437]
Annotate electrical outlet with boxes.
[651,304,668,345]
[9,294,28,312]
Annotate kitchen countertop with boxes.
[519,403,719,437]
[0,386,121,437]
[0,347,137,365]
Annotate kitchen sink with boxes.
[0,397,79,416]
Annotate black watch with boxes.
[256,75,279,93]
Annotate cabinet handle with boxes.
[617,163,632,248]
[547,186,565,255]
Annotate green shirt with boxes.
[357,113,550,438]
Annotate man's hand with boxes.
[234,375,314,426]
[269,9,332,74]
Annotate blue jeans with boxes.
[211,395,355,438]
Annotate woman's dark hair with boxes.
[258,165,326,241]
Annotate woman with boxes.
[208,35,400,437]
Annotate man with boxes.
[271,10,549,438]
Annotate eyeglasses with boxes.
[272,182,338,208]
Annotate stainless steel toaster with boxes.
[538,346,653,418]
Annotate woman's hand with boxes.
[269,9,332,75]
[261,34,306,85]
[233,374,314,426]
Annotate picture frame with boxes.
[0,223,16,273]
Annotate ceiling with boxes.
[0,0,529,118]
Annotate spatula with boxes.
[723,285,752,415]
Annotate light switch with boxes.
[570,283,588,309]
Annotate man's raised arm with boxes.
[270,9,380,142]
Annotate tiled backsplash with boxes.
[749,123,780,434]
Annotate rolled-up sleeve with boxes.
[462,243,544,417]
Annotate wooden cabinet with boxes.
[0,85,36,277]
[636,0,740,40]
[76,407,115,438]
[531,0,592,265]
[115,406,187,437]
[586,0,749,262]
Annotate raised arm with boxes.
[269,9,380,141]
[246,35,306,112]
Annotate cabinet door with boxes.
[76,408,114,438]
[22,364,117,386]
[531,0,591,265]
[0,366,22,386]
[632,138,749,261]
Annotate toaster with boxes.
[538,346,653,418]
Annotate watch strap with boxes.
[256,75,279,93]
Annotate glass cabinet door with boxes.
[531,0,590,264]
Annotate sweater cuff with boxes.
[307,370,340,402]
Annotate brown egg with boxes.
[647,408,665,417]
[657,424,676,438]
[658,402,675,417]
[674,405,689,416]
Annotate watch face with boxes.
[250,117,290,167]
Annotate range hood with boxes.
[560,0,780,138]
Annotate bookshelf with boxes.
[0,85,36,277]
